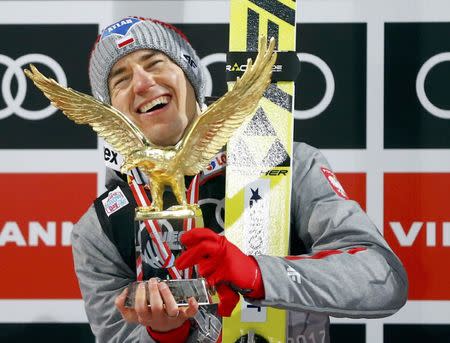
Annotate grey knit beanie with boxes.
[89,16,205,105]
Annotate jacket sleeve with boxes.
[250,143,408,318]
[71,205,156,343]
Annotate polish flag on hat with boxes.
[116,35,135,49]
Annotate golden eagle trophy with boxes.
[24,36,276,221]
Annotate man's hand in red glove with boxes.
[175,228,265,316]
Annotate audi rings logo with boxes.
[0,54,67,120]
[416,52,450,120]
[295,53,335,120]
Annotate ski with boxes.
[224,0,298,342]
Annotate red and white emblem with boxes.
[321,167,349,199]
[116,35,135,49]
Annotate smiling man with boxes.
[108,49,199,146]
[72,16,408,343]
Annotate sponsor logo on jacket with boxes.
[203,151,226,176]
[102,186,129,216]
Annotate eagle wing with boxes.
[176,36,276,175]
[24,65,151,158]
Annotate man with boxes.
[72,16,408,343]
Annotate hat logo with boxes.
[101,17,141,39]
[183,53,197,69]
[116,36,135,49]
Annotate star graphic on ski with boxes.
[249,188,262,208]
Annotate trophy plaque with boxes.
[124,278,211,308]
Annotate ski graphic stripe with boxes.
[267,20,279,49]
[263,84,293,112]
[247,8,259,50]
[249,0,295,26]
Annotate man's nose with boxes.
[132,66,155,94]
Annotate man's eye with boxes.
[113,76,129,88]
[145,60,163,69]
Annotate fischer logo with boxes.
[262,169,288,177]
[0,221,73,246]
[389,221,450,247]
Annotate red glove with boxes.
[175,228,265,316]
[146,320,190,343]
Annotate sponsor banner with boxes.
[384,173,450,300]
[336,172,366,211]
[384,23,450,148]
[0,173,96,298]
[0,24,98,149]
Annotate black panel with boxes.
[330,324,366,343]
[0,24,98,149]
[294,23,367,148]
[0,323,95,343]
[385,324,450,343]
[384,23,450,148]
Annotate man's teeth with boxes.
[138,96,169,113]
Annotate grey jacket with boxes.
[71,142,408,343]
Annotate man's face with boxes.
[108,49,199,146]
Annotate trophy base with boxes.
[135,204,202,221]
